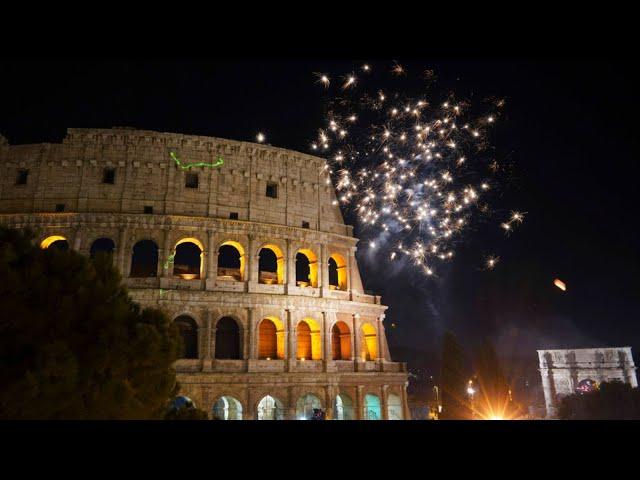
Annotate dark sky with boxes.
[2,60,639,383]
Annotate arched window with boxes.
[40,235,69,251]
[258,318,284,359]
[387,393,403,420]
[173,239,203,280]
[218,241,244,281]
[212,396,243,420]
[174,315,198,359]
[296,394,322,420]
[296,249,318,287]
[297,319,321,360]
[331,321,351,360]
[257,395,284,420]
[130,240,159,277]
[362,323,378,361]
[328,253,347,290]
[258,244,284,284]
[364,394,381,420]
[90,237,115,259]
[215,317,241,359]
[334,394,355,420]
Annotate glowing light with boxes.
[554,278,567,291]
[256,132,265,143]
[170,151,223,170]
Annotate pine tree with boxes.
[473,338,512,419]
[0,227,182,419]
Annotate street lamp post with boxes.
[467,379,476,419]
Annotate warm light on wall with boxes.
[40,235,67,249]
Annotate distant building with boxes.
[537,347,638,418]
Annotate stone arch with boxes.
[215,316,242,359]
[130,239,159,277]
[328,253,347,290]
[173,237,204,279]
[296,318,322,360]
[212,395,243,420]
[173,315,199,359]
[296,248,318,287]
[40,235,69,250]
[90,237,115,258]
[361,322,378,361]
[331,321,351,360]
[258,316,285,360]
[334,393,355,420]
[218,240,245,281]
[363,393,382,420]
[256,395,284,420]
[258,243,285,285]
[296,393,323,420]
[387,393,403,420]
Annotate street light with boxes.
[467,379,476,419]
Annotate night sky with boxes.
[2,60,639,389]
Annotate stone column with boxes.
[347,247,355,294]
[540,368,556,418]
[323,311,332,365]
[352,313,360,362]
[72,225,83,251]
[402,382,411,420]
[286,239,296,291]
[117,226,128,275]
[207,311,215,360]
[160,228,172,278]
[377,314,385,363]
[205,230,217,290]
[202,311,213,372]
[381,385,389,420]
[356,385,364,420]
[286,309,295,368]
[320,243,330,297]
[324,385,334,420]
[248,235,259,285]
[246,308,255,360]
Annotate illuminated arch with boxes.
[296,393,322,420]
[364,393,381,420]
[212,396,243,420]
[296,249,318,287]
[40,235,69,250]
[218,240,245,281]
[361,323,378,361]
[296,318,322,360]
[258,243,284,285]
[173,315,199,359]
[257,395,284,420]
[331,321,351,360]
[130,240,159,277]
[328,253,347,290]
[215,316,241,359]
[173,237,204,280]
[334,393,355,420]
[258,317,285,360]
[387,393,403,420]
[90,237,115,258]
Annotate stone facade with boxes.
[0,127,409,420]
[537,347,638,418]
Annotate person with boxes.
[311,408,325,420]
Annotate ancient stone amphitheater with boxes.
[0,128,409,420]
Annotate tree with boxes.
[165,405,209,420]
[439,330,470,419]
[473,338,514,419]
[558,381,640,420]
[0,226,182,419]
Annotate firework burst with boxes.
[312,62,523,276]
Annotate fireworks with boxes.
[311,62,523,276]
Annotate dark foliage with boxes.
[0,227,182,419]
[439,330,470,419]
[165,405,209,420]
[558,380,640,420]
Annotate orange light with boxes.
[554,278,566,291]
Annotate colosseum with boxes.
[0,128,409,420]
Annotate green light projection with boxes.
[170,151,224,170]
